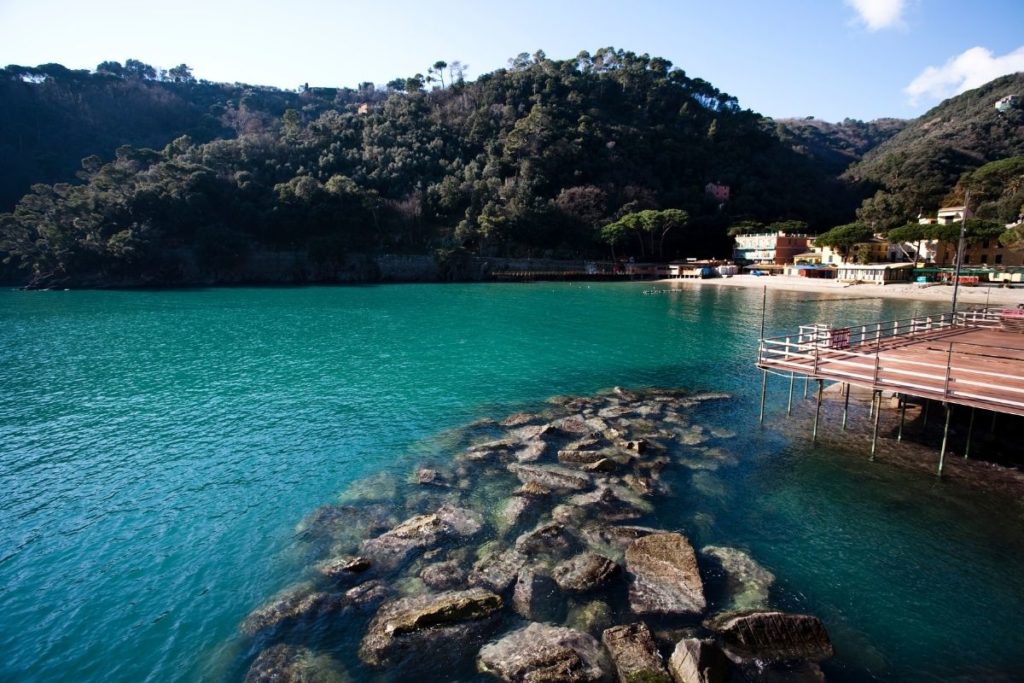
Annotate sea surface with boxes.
[1,283,1022,682]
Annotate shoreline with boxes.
[655,274,1024,307]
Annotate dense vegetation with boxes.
[0,50,864,287]
[847,72,1024,230]
[774,117,906,176]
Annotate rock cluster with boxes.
[238,387,833,682]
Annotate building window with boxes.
[980,254,988,264]
[963,255,970,264]
[982,239,990,249]
[996,254,1003,265]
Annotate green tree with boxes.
[813,222,875,263]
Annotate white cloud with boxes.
[905,46,1024,105]
[845,0,907,30]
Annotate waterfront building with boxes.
[733,231,810,265]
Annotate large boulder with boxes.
[509,463,593,492]
[553,553,620,593]
[359,504,483,571]
[512,568,564,622]
[568,485,651,522]
[515,521,582,561]
[470,546,529,593]
[706,611,834,663]
[625,533,706,616]
[359,588,503,668]
[315,556,371,584]
[240,584,345,636]
[244,644,350,683]
[419,560,468,591]
[478,622,612,682]
[667,638,730,683]
[601,623,671,683]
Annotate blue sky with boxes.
[1,0,1022,122]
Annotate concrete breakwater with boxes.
[236,387,834,682]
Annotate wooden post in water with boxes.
[938,403,952,477]
[868,389,876,420]
[841,383,850,431]
[870,390,882,461]
[804,376,809,399]
[923,399,930,429]
[897,394,907,442]
[759,370,768,424]
[964,407,976,459]
[812,379,824,443]
[787,372,795,415]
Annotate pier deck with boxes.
[757,310,1024,417]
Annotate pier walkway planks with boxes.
[757,313,1024,417]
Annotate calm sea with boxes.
[1,283,1021,681]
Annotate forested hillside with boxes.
[2,49,870,287]
[774,117,906,176]
[0,61,375,211]
[847,72,1024,229]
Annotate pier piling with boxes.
[787,372,795,416]
[812,379,823,443]
[870,390,881,461]
[965,407,976,459]
[842,383,850,431]
[938,404,952,477]
[759,370,768,425]
[897,394,907,442]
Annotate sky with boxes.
[1,0,1022,122]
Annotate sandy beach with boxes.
[658,274,1024,307]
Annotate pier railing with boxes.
[758,309,1024,414]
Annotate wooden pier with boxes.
[756,308,1024,474]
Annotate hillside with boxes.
[0,61,373,211]
[774,117,906,176]
[846,71,1024,229]
[0,49,866,288]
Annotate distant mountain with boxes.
[845,71,1024,229]
[773,117,907,176]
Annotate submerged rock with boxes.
[359,504,483,571]
[515,521,581,561]
[553,552,620,593]
[580,525,662,561]
[359,588,503,668]
[703,546,775,612]
[565,599,614,636]
[512,567,564,622]
[509,463,593,491]
[477,622,611,682]
[568,485,651,522]
[470,546,529,593]
[420,560,468,591]
[497,495,538,533]
[667,638,731,683]
[315,556,371,583]
[706,611,834,663]
[241,584,345,636]
[514,439,548,463]
[601,623,671,683]
[244,644,350,683]
[625,533,706,616]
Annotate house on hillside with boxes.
[704,182,730,203]
[733,231,809,265]
[919,206,972,225]
[995,95,1020,113]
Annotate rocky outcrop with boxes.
[359,589,503,668]
[553,553,620,593]
[625,533,706,616]
[667,638,730,683]
[706,611,833,663]
[601,623,671,683]
[515,521,581,560]
[477,622,611,682]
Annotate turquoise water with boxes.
[1,283,1021,681]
